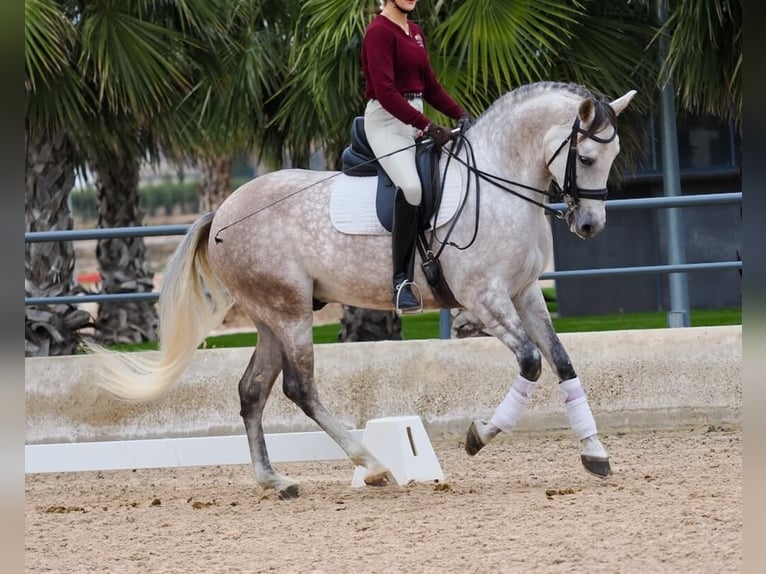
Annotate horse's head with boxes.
[546,89,637,239]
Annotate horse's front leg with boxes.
[513,284,611,477]
[462,284,611,478]
[462,286,545,455]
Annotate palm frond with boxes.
[433,0,585,93]
[78,3,193,115]
[25,0,75,92]
[25,0,91,135]
[658,0,741,126]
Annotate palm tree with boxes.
[25,0,92,355]
[657,0,741,129]
[74,1,239,345]
[25,0,249,350]
[191,0,297,210]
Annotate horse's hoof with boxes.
[465,421,486,456]
[277,483,301,499]
[364,469,395,487]
[581,455,612,478]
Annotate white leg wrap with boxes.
[559,377,597,440]
[490,375,537,432]
[559,377,587,402]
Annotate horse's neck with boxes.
[467,93,576,195]
[439,95,571,246]
[449,132,547,211]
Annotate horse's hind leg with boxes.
[278,320,395,488]
[238,322,301,498]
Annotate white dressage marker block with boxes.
[351,415,445,487]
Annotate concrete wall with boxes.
[25,326,741,445]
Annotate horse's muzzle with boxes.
[568,208,605,240]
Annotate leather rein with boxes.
[424,115,617,258]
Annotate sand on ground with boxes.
[25,426,741,573]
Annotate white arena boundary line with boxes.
[25,430,364,474]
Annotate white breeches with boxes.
[363,98,424,206]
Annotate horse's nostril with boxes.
[580,224,593,237]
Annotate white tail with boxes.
[85,212,234,401]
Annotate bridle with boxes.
[546,116,616,206]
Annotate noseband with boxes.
[546,117,616,208]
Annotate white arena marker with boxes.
[25,430,364,474]
[351,415,445,487]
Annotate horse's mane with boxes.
[486,81,617,136]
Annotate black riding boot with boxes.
[391,188,421,312]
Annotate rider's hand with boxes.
[424,122,455,147]
[457,113,473,133]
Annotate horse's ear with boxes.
[609,90,638,116]
[578,98,595,124]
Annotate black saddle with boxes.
[338,116,462,309]
[340,117,443,232]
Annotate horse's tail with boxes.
[87,212,234,401]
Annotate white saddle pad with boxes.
[329,166,465,236]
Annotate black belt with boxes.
[402,92,423,100]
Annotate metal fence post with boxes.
[657,0,690,328]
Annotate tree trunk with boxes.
[197,151,248,326]
[450,308,491,338]
[339,306,401,342]
[92,153,158,344]
[198,153,231,212]
[25,130,91,356]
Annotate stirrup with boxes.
[394,280,422,315]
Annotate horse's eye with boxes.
[579,155,594,167]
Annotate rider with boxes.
[361,0,470,312]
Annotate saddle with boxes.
[339,117,461,309]
[340,117,442,232]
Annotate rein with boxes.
[214,114,616,247]
[446,116,616,218]
[424,129,564,259]
[425,114,616,257]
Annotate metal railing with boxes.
[25,192,742,308]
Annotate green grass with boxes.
[551,307,741,333]
[103,305,741,352]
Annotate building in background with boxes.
[552,113,741,316]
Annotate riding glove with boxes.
[456,113,474,133]
[423,122,455,148]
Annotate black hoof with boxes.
[581,455,612,478]
[277,484,301,500]
[465,421,486,456]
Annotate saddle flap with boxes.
[351,116,373,156]
[415,140,442,229]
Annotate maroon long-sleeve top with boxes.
[361,15,465,131]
